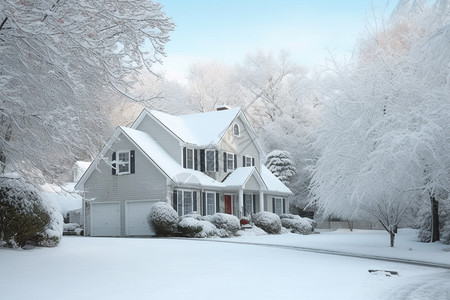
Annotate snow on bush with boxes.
[251,212,282,234]
[0,177,62,248]
[63,223,80,231]
[147,202,178,236]
[178,217,224,238]
[209,213,240,236]
[280,214,314,234]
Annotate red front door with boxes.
[224,195,232,214]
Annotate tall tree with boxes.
[310,0,450,246]
[0,0,174,185]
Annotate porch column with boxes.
[238,188,244,218]
[259,190,264,212]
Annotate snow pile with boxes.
[251,212,282,234]
[147,202,178,236]
[209,213,240,235]
[0,176,62,248]
[280,214,314,234]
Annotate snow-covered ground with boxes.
[1,230,449,300]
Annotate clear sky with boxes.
[156,0,395,83]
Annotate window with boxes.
[244,194,254,216]
[206,192,216,215]
[206,150,216,172]
[186,148,194,169]
[273,197,283,215]
[233,123,240,136]
[227,152,235,171]
[117,151,130,174]
[176,190,194,216]
[243,155,255,167]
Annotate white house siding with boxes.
[134,115,181,164]
[218,116,261,181]
[84,133,167,236]
[244,175,260,191]
[264,194,289,215]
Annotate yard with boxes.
[1,229,449,300]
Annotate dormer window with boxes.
[233,123,240,136]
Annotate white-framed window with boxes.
[233,123,240,136]
[177,190,194,216]
[206,192,216,215]
[274,197,283,215]
[117,151,130,174]
[186,148,194,169]
[206,150,216,172]
[244,194,253,216]
[244,156,254,167]
[227,152,235,171]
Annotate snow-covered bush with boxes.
[0,177,62,248]
[180,213,202,221]
[147,202,178,236]
[63,223,80,232]
[178,217,222,238]
[265,150,296,185]
[280,214,314,234]
[251,212,282,234]
[210,213,240,235]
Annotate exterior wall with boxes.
[264,194,289,214]
[135,115,182,163]
[83,133,167,236]
[245,176,260,191]
[217,116,261,181]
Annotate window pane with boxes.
[275,198,282,215]
[233,124,240,136]
[184,191,193,215]
[206,150,215,172]
[227,153,234,170]
[187,149,194,169]
[118,152,130,173]
[206,193,215,215]
[245,157,252,167]
[177,191,183,216]
[244,194,253,216]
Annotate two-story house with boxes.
[75,107,292,236]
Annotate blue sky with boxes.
[156,0,395,82]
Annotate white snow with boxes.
[1,229,449,300]
[261,165,292,194]
[41,182,82,215]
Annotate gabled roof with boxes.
[222,167,267,190]
[261,166,293,195]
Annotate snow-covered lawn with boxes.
[1,230,449,300]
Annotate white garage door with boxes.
[91,202,120,236]
[126,200,158,236]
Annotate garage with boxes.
[126,200,158,236]
[90,202,120,236]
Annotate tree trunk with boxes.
[389,230,395,247]
[431,194,440,242]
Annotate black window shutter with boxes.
[234,154,237,169]
[216,193,220,213]
[200,150,205,172]
[202,192,206,216]
[242,155,246,167]
[252,194,256,214]
[272,198,275,213]
[130,150,135,174]
[252,157,255,167]
[112,152,116,175]
[223,152,227,172]
[183,147,187,168]
[194,150,198,170]
[193,191,197,212]
[215,150,219,172]
[173,190,178,212]
[283,198,286,214]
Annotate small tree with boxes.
[0,177,61,248]
[265,150,296,185]
[147,202,178,236]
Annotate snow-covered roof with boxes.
[222,167,267,190]
[261,166,293,195]
[143,107,241,146]
[121,127,224,188]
